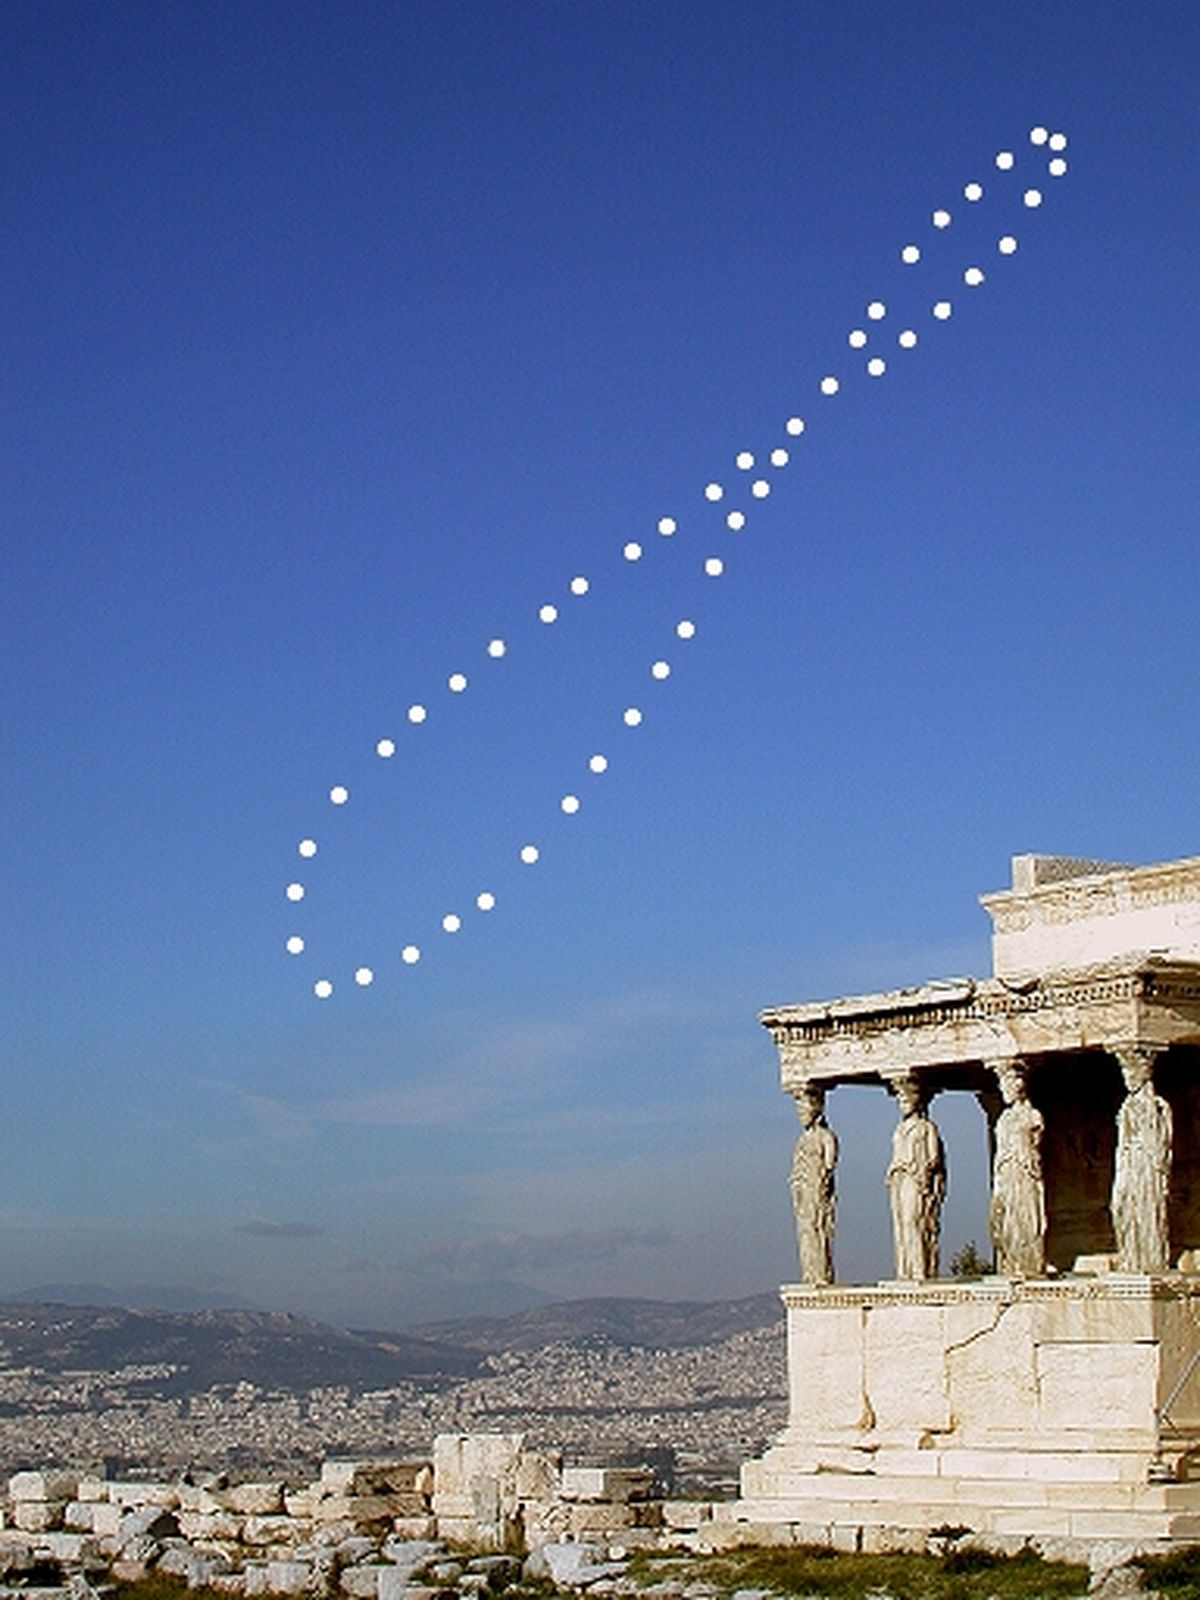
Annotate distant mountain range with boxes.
[0,1292,783,1395]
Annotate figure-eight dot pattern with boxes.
[286,125,1071,997]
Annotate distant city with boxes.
[0,1295,786,1497]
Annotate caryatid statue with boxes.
[886,1073,946,1281]
[789,1083,838,1285]
[988,1059,1046,1277]
[1111,1045,1173,1273]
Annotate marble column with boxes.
[788,1082,838,1285]
[885,1072,946,1281]
[986,1057,1046,1277]
[1110,1043,1172,1272]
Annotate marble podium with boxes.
[737,854,1200,1548]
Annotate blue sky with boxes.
[3,1,1197,1327]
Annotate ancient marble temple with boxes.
[737,853,1200,1548]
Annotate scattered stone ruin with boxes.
[741,852,1200,1547]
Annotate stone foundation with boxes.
[737,1274,1200,1545]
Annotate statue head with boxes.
[893,1074,926,1118]
[997,1062,1028,1106]
[1119,1050,1156,1094]
[795,1084,826,1128]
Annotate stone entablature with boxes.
[762,959,1200,1088]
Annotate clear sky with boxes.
[3,1,1198,1328]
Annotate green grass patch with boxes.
[1140,1545,1200,1600]
[625,1544,1087,1600]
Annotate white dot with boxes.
[561,794,580,814]
[676,619,696,640]
[900,244,920,264]
[286,882,305,902]
[785,417,805,435]
[570,576,589,595]
[401,944,420,965]
[820,376,839,396]
[867,357,886,377]
[770,448,789,467]
[448,672,468,693]
[539,604,558,623]
[298,838,317,858]
[735,451,754,470]
[1030,126,1049,146]
[704,483,724,502]
[726,510,745,531]
[286,936,305,956]
[476,892,496,912]
[314,979,333,999]
[588,754,608,773]
[442,914,461,933]
[1049,131,1068,152]
[330,785,349,805]
[751,480,769,499]
[408,704,427,724]
[998,235,1018,256]
[898,329,918,349]
[1024,188,1043,208]
[1049,157,1067,177]
[658,517,676,536]
[651,660,671,680]
[623,542,642,562]
[848,328,868,349]
[520,844,539,864]
[995,150,1015,170]
[376,738,395,758]
[933,300,952,320]
[487,638,507,658]
[932,208,951,228]
[964,266,985,287]
[704,557,724,577]
[354,967,374,987]
[867,301,886,320]
[964,182,983,202]
[623,707,643,726]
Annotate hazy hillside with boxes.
[402,1293,783,1352]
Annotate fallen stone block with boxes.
[559,1467,655,1505]
[74,1479,107,1506]
[468,1554,522,1584]
[380,1538,445,1580]
[32,1532,98,1564]
[88,1505,122,1543]
[119,1534,163,1566]
[108,1482,179,1509]
[338,1565,383,1599]
[662,1500,712,1530]
[243,1563,272,1597]
[242,1516,301,1547]
[63,1504,97,1533]
[12,1506,62,1536]
[9,1473,78,1504]
[211,1575,248,1595]
[225,1483,286,1517]
[120,1506,180,1543]
[284,1490,319,1519]
[315,1495,395,1529]
[179,1485,227,1515]
[525,1542,627,1589]
[266,1559,314,1594]
[390,1517,436,1540]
